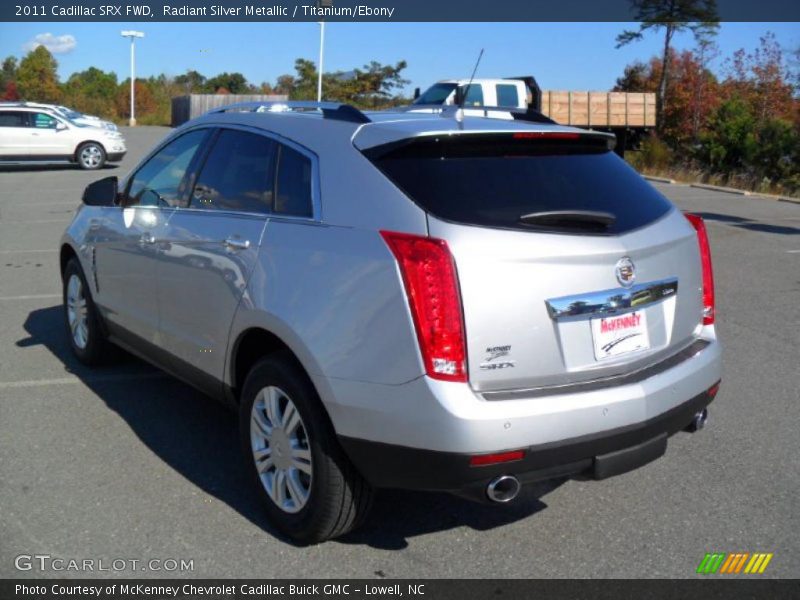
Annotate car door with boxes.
[0,110,32,158]
[26,112,73,157]
[91,128,210,346]
[156,127,280,385]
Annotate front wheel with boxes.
[239,353,373,544]
[62,258,113,365]
[77,142,106,170]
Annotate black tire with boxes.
[76,142,106,170]
[62,257,114,365]
[239,352,373,544]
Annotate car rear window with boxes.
[365,134,673,235]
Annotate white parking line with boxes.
[0,371,167,389]
[0,294,60,301]
[787,250,800,254]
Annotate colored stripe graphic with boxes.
[744,553,774,574]
[699,552,774,574]
[697,553,727,574]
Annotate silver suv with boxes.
[60,101,721,543]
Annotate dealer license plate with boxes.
[591,311,650,361]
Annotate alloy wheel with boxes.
[250,386,313,513]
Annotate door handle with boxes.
[139,232,156,245]
[224,237,250,250]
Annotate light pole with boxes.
[120,30,144,126]
[317,21,324,102]
[316,0,332,102]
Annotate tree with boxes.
[62,67,118,118]
[616,0,719,133]
[174,69,207,93]
[613,60,658,92]
[0,56,17,92]
[2,81,19,101]
[115,79,156,119]
[205,72,248,94]
[276,58,409,108]
[723,33,795,125]
[16,46,61,102]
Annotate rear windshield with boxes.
[365,134,673,235]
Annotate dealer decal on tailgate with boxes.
[591,310,651,360]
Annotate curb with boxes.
[754,193,800,205]
[690,183,751,196]
[644,176,676,184]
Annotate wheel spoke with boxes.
[251,407,271,438]
[265,387,281,426]
[272,470,287,505]
[285,470,306,505]
[291,447,312,475]
[282,402,300,435]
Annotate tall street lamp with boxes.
[120,30,144,126]
[317,0,332,102]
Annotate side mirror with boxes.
[82,176,118,206]
[56,121,68,131]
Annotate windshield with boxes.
[365,134,673,235]
[413,83,457,105]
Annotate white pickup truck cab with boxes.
[411,78,532,114]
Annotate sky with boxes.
[0,22,797,93]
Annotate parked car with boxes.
[60,101,721,543]
[412,77,533,111]
[0,101,119,131]
[0,105,126,169]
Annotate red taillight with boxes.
[685,213,715,325]
[707,380,721,398]
[380,231,467,382]
[469,450,525,467]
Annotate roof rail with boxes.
[207,101,371,124]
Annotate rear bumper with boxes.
[339,384,717,497]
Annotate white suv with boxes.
[0,106,126,169]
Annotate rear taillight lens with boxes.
[380,231,467,382]
[685,213,715,325]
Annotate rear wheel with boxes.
[239,353,373,543]
[62,258,113,365]
[77,142,106,170]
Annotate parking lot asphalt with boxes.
[0,126,798,579]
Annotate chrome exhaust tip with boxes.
[486,475,521,503]
[686,408,709,433]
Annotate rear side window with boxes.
[274,144,313,218]
[365,134,672,235]
[32,113,58,128]
[191,129,277,214]
[0,111,27,127]
[496,84,519,107]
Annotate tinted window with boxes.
[463,84,483,106]
[126,129,207,208]
[366,135,672,235]
[0,111,27,127]
[274,144,313,218]
[32,113,58,128]
[190,129,276,213]
[496,84,519,107]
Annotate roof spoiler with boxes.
[396,104,555,125]
[206,101,371,124]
